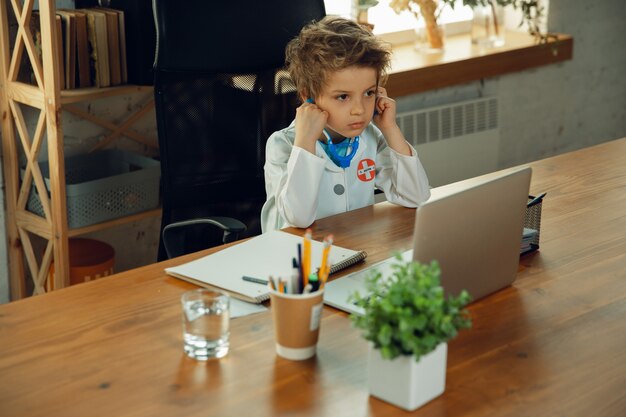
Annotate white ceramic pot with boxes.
[367,342,447,411]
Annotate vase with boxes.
[356,7,375,31]
[367,343,447,411]
[471,2,506,48]
[415,22,445,53]
[414,0,444,53]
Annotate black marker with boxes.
[242,276,268,285]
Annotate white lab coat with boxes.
[261,121,431,232]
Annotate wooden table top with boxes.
[1,138,625,417]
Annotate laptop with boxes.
[323,167,532,315]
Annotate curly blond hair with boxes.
[285,16,391,101]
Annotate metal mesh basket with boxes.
[26,150,160,228]
[523,193,546,252]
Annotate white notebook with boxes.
[165,230,366,303]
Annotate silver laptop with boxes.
[324,167,532,315]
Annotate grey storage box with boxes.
[27,150,160,228]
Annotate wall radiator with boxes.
[397,97,500,188]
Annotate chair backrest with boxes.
[152,0,325,260]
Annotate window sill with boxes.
[386,31,573,97]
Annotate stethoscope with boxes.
[306,98,360,169]
[322,129,360,169]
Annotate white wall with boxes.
[1,0,625,302]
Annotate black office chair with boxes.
[152,0,326,260]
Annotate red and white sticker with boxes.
[357,158,376,182]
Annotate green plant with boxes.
[350,255,472,361]
[390,0,553,42]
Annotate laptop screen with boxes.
[324,167,532,314]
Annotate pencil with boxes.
[303,228,312,286]
[319,234,333,287]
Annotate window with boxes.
[323,1,544,45]
[324,0,473,42]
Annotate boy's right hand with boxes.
[294,101,328,154]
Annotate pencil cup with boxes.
[270,289,324,360]
[181,289,230,360]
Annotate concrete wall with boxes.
[397,0,626,171]
[1,0,625,302]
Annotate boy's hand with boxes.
[372,87,398,132]
[294,101,328,154]
[373,87,412,156]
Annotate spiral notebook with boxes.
[165,230,367,303]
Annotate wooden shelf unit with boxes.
[0,0,158,299]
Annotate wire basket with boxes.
[523,193,546,253]
[26,149,160,228]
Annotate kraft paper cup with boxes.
[270,289,324,360]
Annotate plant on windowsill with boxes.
[389,0,554,51]
[350,255,472,411]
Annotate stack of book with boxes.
[29,8,127,89]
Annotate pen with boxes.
[308,272,320,292]
[527,192,547,207]
[297,243,303,289]
[291,257,300,294]
[242,275,269,285]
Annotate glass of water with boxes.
[181,289,230,360]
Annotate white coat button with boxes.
[333,184,345,195]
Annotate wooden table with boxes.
[1,138,625,417]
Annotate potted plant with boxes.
[350,255,472,411]
[390,0,445,51]
[355,0,380,30]
[389,0,551,50]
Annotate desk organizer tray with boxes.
[26,149,160,229]
[522,193,546,255]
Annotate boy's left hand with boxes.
[372,87,398,131]
[372,87,412,156]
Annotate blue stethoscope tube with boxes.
[322,129,360,169]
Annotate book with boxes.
[95,7,122,85]
[116,9,128,84]
[26,12,43,85]
[27,13,65,89]
[54,15,65,90]
[71,10,91,88]
[83,8,110,87]
[165,230,367,304]
[56,10,76,89]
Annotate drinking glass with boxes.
[181,289,230,360]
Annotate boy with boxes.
[261,16,430,232]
